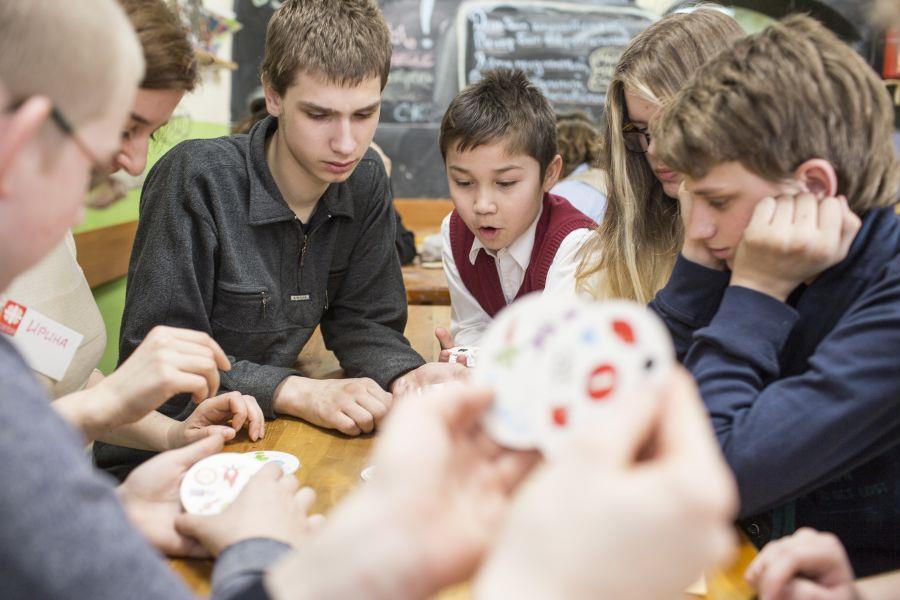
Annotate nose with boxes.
[472,187,497,215]
[331,119,356,157]
[114,136,148,177]
[686,201,717,241]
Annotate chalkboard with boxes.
[231,0,654,198]
[379,0,458,124]
[460,1,654,123]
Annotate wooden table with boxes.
[402,261,450,305]
[169,304,755,598]
[169,306,451,594]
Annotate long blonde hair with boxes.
[576,9,744,302]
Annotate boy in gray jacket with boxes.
[96,0,458,477]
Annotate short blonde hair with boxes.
[0,0,143,128]
[655,14,899,215]
[576,9,744,302]
[261,0,392,95]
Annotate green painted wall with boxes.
[84,118,230,373]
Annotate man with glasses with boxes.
[0,3,314,598]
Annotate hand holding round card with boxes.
[180,452,264,515]
[475,294,675,455]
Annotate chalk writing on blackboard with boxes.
[458,1,654,121]
[380,0,459,124]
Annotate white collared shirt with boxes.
[441,209,592,346]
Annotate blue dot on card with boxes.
[581,329,598,344]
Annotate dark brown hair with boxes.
[261,0,392,95]
[655,14,899,214]
[440,68,557,177]
[117,0,196,91]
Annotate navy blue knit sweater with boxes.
[650,206,900,577]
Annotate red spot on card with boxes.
[552,406,568,427]
[587,364,616,400]
[612,320,635,344]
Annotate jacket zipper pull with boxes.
[260,291,270,316]
[300,235,308,269]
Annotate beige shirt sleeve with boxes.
[1,231,107,398]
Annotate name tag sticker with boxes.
[1,300,83,381]
[290,295,310,301]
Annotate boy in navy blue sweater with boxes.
[650,15,900,576]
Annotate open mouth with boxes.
[479,226,501,239]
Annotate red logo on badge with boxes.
[0,300,26,336]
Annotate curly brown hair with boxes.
[556,111,601,178]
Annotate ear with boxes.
[0,96,52,196]
[542,154,564,192]
[262,79,283,118]
[793,158,838,198]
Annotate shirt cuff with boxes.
[211,538,290,599]
[654,254,732,326]
[694,285,799,369]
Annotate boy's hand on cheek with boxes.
[730,193,860,302]
[175,463,319,556]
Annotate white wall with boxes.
[636,0,675,15]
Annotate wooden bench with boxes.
[73,220,137,289]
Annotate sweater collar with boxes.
[813,206,900,286]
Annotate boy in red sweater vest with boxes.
[434,69,596,362]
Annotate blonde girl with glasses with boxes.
[576,9,744,302]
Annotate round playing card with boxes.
[474,293,579,449]
[243,450,301,475]
[537,300,675,456]
[360,465,375,481]
[180,452,263,515]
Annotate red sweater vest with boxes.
[449,193,596,317]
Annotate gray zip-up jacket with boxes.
[100,116,423,441]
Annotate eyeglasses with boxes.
[6,99,105,169]
[622,122,652,154]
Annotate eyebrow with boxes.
[448,165,524,175]
[689,187,732,198]
[296,100,381,115]
[130,112,152,126]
